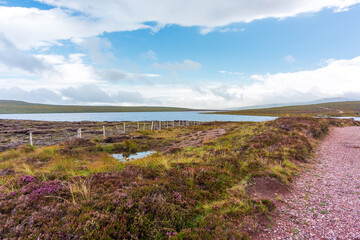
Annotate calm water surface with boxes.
[337,117,360,121]
[0,111,277,122]
[112,151,157,162]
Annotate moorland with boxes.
[0,117,359,239]
[0,100,194,114]
[215,101,360,117]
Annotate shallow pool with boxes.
[112,151,157,162]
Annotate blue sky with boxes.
[0,0,360,109]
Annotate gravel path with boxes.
[258,127,360,239]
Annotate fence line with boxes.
[26,120,202,145]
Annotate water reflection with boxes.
[112,151,157,162]
[0,111,277,122]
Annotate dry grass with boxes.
[0,144,121,178]
[67,176,92,205]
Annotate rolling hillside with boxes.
[0,100,194,114]
[216,101,360,117]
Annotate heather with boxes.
[0,117,358,239]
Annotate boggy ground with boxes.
[0,119,132,151]
[0,119,200,152]
[257,127,360,239]
[0,117,359,239]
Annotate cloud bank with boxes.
[1,0,359,48]
[1,56,360,108]
[224,56,360,107]
[0,1,359,108]
[0,85,145,105]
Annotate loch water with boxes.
[0,111,277,122]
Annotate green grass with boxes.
[213,101,360,117]
[0,100,196,114]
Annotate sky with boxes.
[0,0,360,109]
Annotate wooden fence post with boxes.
[103,126,106,138]
[123,123,126,134]
[151,121,154,131]
[137,122,140,130]
[77,128,82,138]
[29,132,33,146]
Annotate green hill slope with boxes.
[216,101,360,117]
[0,100,194,114]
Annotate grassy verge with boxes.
[0,117,358,239]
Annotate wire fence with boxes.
[24,120,202,146]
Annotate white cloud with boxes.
[34,53,99,87]
[167,56,360,109]
[38,53,159,86]
[230,56,360,106]
[153,60,201,72]
[2,55,360,109]
[200,27,215,35]
[210,85,239,100]
[219,27,245,33]
[250,74,267,81]
[0,50,160,92]
[219,28,237,33]
[1,0,359,48]
[0,85,145,105]
[72,37,114,64]
[141,50,157,61]
[0,87,63,103]
[61,84,145,104]
[0,6,147,49]
[97,69,160,83]
[0,33,51,74]
[284,55,296,63]
[219,70,243,76]
[2,56,360,108]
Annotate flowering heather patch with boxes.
[166,231,178,238]
[19,180,63,198]
[5,175,63,200]
[18,175,35,183]
[8,175,36,188]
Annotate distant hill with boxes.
[228,97,357,110]
[216,101,360,117]
[0,100,195,114]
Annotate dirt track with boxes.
[259,127,360,239]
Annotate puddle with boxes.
[112,151,157,162]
